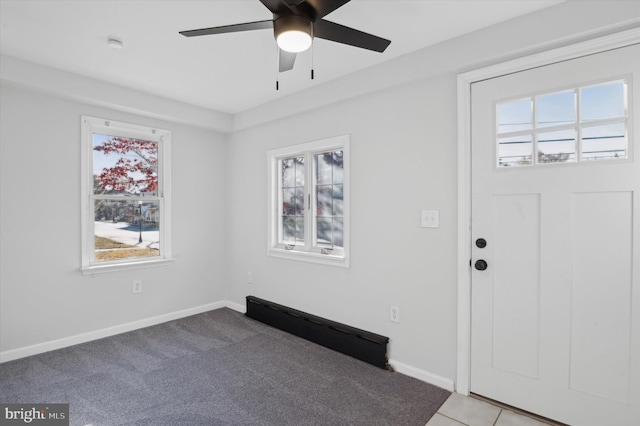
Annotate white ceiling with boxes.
[0,0,563,115]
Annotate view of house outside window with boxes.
[92,134,160,262]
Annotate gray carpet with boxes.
[0,308,450,425]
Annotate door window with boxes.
[496,80,628,167]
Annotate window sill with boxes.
[81,258,175,275]
[268,248,349,268]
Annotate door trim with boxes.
[456,27,640,395]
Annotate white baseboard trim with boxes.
[0,301,226,363]
[225,300,246,313]
[389,359,455,392]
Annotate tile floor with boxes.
[426,393,560,426]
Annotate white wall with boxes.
[225,1,640,386]
[226,72,459,385]
[0,83,228,355]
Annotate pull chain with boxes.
[310,45,315,80]
[276,44,280,91]
[311,24,315,80]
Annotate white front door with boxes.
[470,44,640,425]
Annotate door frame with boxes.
[455,27,640,395]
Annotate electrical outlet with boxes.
[247,272,253,284]
[390,305,400,323]
[132,280,143,294]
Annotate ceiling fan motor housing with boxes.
[274,14,313,52]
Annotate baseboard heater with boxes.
[245,296,390,369]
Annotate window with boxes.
[496,79,628,167]
[81,116,172,274]
[268,135,350,267]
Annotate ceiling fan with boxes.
[179,0,391,74]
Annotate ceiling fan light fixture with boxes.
[274,15,312,53]
[277,30,312,53]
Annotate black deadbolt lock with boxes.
[474,259,488,271]
[476,238,487,248]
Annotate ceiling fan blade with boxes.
[260,0,295,15]
[314,19,390,52]
[303,0,350,18]
[179,20,273,37]
[279,49,297,72]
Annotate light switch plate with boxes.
[421,210,439,228]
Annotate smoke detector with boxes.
[107,38,123,49]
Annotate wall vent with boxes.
[246,296,389,369]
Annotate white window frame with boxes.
[267,135,350,268]
[80,116,173,275]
